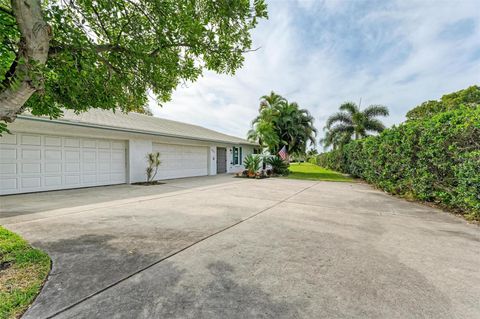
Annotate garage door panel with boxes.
[45,176,62,187]
[1,178,17,191]
[65,150,80,161]
[21,135,41,146]
[65,175,81,185]
[83,150,97,162]
[21,177,41,188]
[83,163,97,172]
[83,174,97,184]
[97,174,110,183]
[22,149,40,160]
[98,151,111,161]
[98,163,111,172]
[45,136,62,146]
[0,133,126,195]
[65,138,80,147]
[65,163,80,173]
[0,148,16,162]
[45,149,62,160]
[0,163,16,174]
[98,141,110,149]
[111,173,125,183]
[83,139,96,148]
[45,163,62,173]
[152,143,208,180]
[0,134,16,144]
[22,163,41,174]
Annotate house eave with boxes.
[16,115,258,146]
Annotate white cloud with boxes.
[150,0,480,147]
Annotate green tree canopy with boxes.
[0,0,268,133]
[406,85,480,121]
[323,101,389,147]
[248,91,317,155]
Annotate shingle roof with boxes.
[18,109,256,145]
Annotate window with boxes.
[253,148,262,154]
[232,146,242,165]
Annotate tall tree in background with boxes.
[324,102,389,146]
[319,129,351,150]
[248,91,317,155]
[0,0,268,132]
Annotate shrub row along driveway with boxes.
[1,175,479,319]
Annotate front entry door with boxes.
[216,147,227,173]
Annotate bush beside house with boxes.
[316,86,480,220]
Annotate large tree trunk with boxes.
[0,0,50,123]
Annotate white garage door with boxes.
[152,143,208,179]
[0,133,126,195]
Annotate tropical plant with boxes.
[318,87,480,220]
[324,102,389,145]
[243,154,262,176]
[265,156,289,176]
[146,152,161,182]
[306,148,318,157]
[248,92,317,155]
[0,0,268,133]
[406,85,480,120]
[320,129,352,150]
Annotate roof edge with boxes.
[17,115,258,146]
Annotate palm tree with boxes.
[259,91,286,110]
[248,92,285,147]
[320,129,351,150]
[325,102,389,142]
[248,92,317,155]
[277,101,317,154]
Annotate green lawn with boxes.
[0,226,50,319]
[286,162,354,182]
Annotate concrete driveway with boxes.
[1,175,479,319]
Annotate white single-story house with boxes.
[0,109,260,195]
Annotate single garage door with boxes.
[0,133,126,195]
[152,143,208,179]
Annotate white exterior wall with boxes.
[226,145,255,173]
[128,139,152,183]
[2,118,257,193]
[209,146,217,175]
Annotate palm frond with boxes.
[362,105,389,118]
[364,118,386,133]
[329,123,354,134]
[325,112,352,129]
[339,102,359,115]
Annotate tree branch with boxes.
[91,3,112,42]
[0,0,51,122]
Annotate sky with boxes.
[150,0,480,147]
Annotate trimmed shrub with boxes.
[317,91,480,220]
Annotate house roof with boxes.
[18,109,256,145]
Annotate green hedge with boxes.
[317,89,480,220]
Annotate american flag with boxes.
[278,145,288,160]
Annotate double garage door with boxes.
[0,133,126,195]
[153,143,208,179]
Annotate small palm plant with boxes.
[146,152,161,182]
[265,156,289,176]
[243,154,262,177]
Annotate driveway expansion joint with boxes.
[3,179,251,226]
[43,182,320,319]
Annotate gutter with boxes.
[17,115,258,146]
